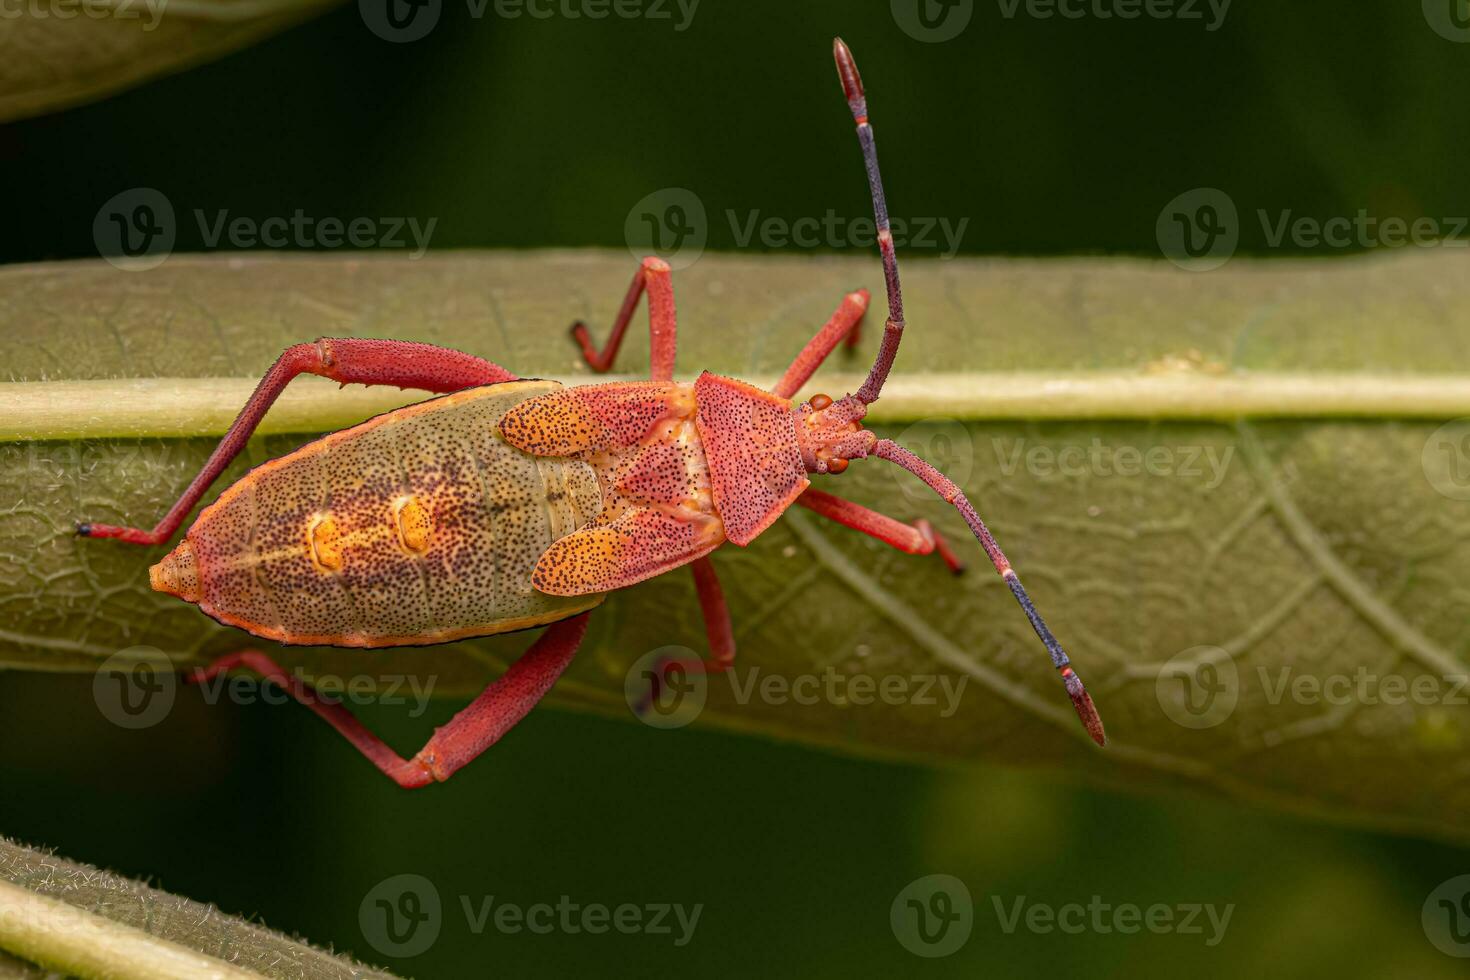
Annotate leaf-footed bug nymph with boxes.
[78,38,1105,788]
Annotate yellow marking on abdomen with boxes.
[180,380,610,647]
[393,496,433,554]
[307,515,345,571]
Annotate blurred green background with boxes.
[2,0,1469,976]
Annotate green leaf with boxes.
[0,0,339,123]
[0,836,398,979]
[4,250,1470,843]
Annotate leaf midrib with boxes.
[6,371,1470,441]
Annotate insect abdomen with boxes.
[152,380,606,647]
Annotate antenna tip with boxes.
[832,37,865,105]
[1063,670,1107,747]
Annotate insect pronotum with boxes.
[78,38,1105,789]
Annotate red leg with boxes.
[795,487,965,574]
[187,614,590,789]
[690,556,735,670]
[635,556,735,716]
[77,338,517,546]
[772,290,870,399]
[569,256,678,381]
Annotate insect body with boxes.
[500,373,812,594]
[78,39,1105,789]
[149,380,606,646]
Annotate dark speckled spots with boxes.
[179,381,606,647]
[693,372,809,546]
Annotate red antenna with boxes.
[874,441,1105,745]
[833,37,905,407]
[834,38,1105,746]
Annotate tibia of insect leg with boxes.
[75,521,168,545]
